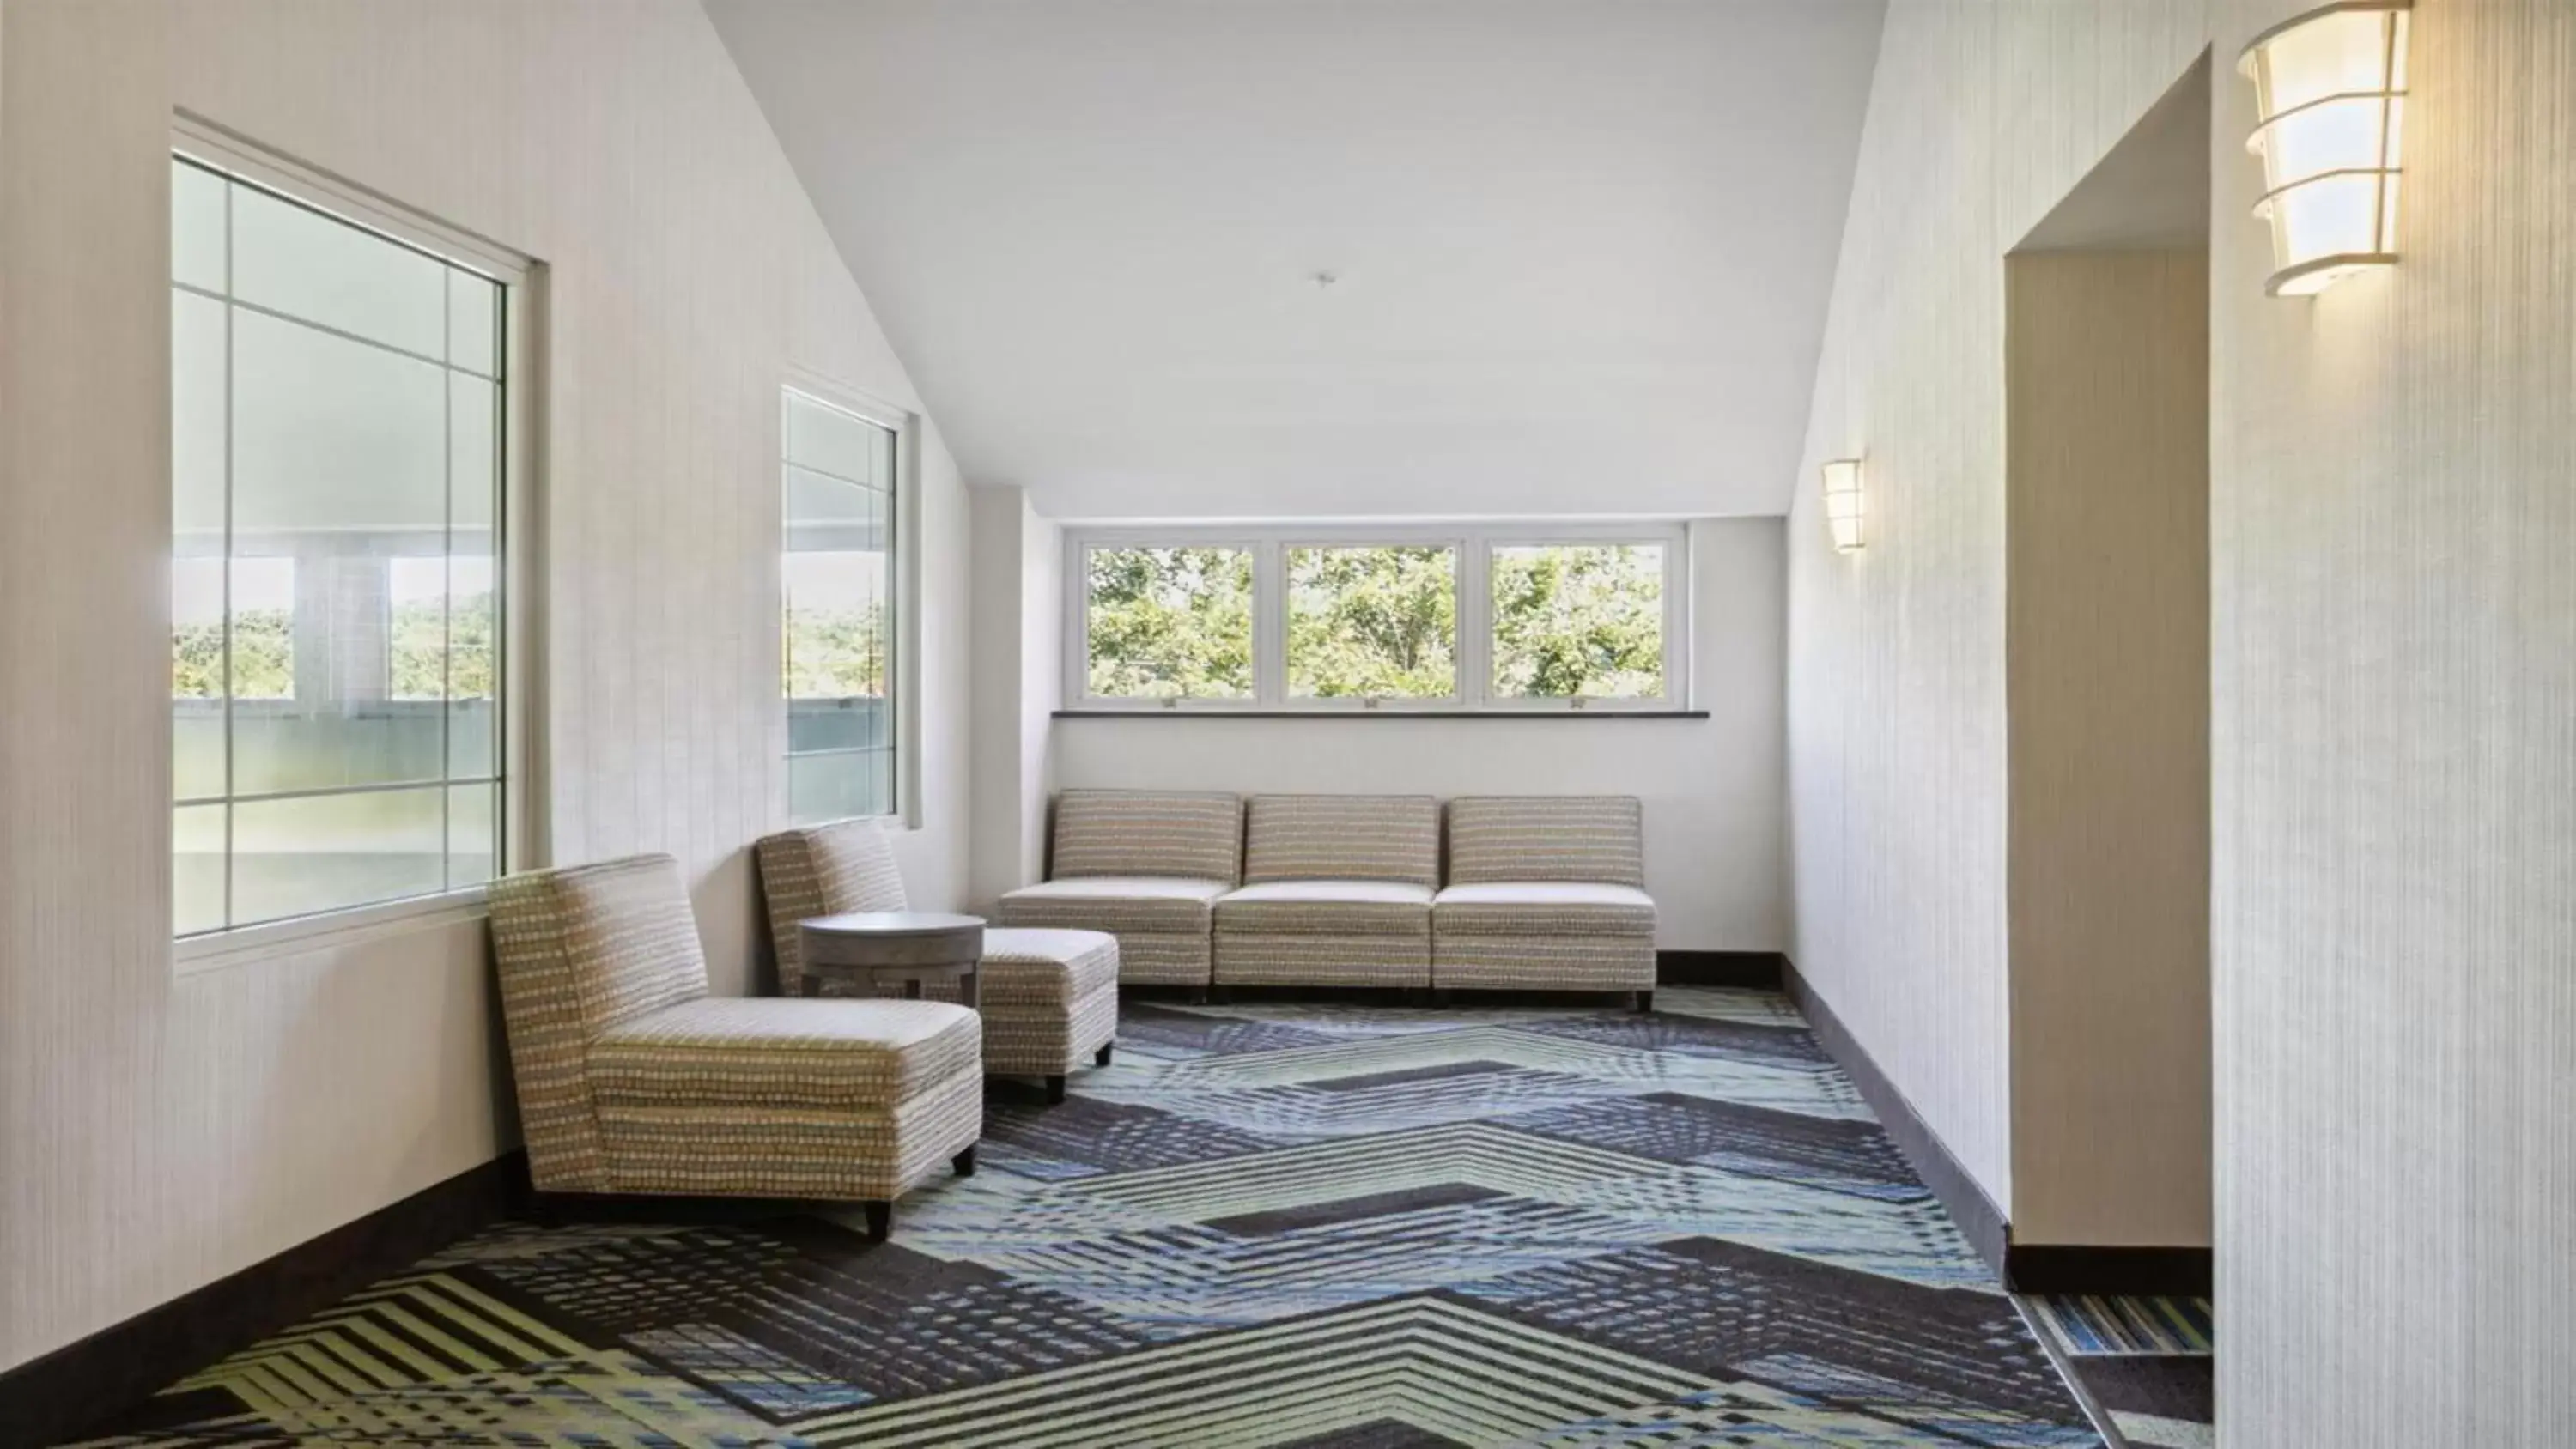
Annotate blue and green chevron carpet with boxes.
[68,988,2106,1447]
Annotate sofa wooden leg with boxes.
[1095,1041,1115,1068]
[1046,1075,1068,1105]
[1634,990,1654,1014]
[863,1201,891,1242]
[952,1146,976,1179]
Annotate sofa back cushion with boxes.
[1051,790,1244,884]
[1243,793,1440,888]
[488,852,709,1191]
[756,818,910,992]
[1446,795,1646,888]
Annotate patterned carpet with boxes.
[2020,1298,2214,1449]
[66,988,2109,1447]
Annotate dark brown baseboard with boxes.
[1656,950,1786,989]
[1783,960,2214,1297]
[1783,959,2011,1275]
[2006,1244,2213,1297]
[0,1149,527,1449]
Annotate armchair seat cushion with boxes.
[980,926,1121,1006]
[997,876,1228,935]
[1215,880,1434,935]
[1432,882,1657,937]
[589,997,980,1113]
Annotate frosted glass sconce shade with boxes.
[1820,458,1864,554]
[2239,1,2410,297]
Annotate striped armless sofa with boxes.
[997,791,1244,987]
[1431,796,1657,1003]
[1213,794,1440,988]
[489,853,983,1240]
[757,818,1121,1103]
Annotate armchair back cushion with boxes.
[489,853,709,1191]
[1243,793,1440,888]
[1445,795,1647,888]
[1051,790,1243,884]
[756,818,909,992]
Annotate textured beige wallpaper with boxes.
[0,0,972,1370]
[2212,1,2573,1441]
[1787,0,2214,1213]
[1792,1,2574,1442]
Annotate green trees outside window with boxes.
[172,609,294,700]
[1084,546,1254,699]
[1287,546,1456,698]
[784,593,890,700]
[1079,536,1674,708]
[1492,543,1666,699]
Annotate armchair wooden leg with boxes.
[1634,991,1654,1014]
[1046,1075,1068,1105]
[862,1201,891,1243]
[952,1145,976,1179]
[1095,1041,1115,1068]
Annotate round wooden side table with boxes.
[797,912,987,1007]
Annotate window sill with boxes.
[1053,708,1710,720]
[173,887,492,977]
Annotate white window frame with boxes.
[1064,521,1692,713]
[781,370,923,829]
[171,117,543,971]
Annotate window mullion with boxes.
[1669,521,1692,709]
[1255,538,1285,706]
[1460,534,1490,708]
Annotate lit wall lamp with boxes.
[2239,0,2411,297]
[1820,458,1865,554]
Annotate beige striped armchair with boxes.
[757,818,1121,1103]
[1431,795,1657,1006]
[1213,794,1440,989]
[489,853,982,1240]
[998,790,1243,988]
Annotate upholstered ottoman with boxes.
[757,819,1121,1100]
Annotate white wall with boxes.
[0,0,970,1372]
[1789,1,2573,1442]
[966,484,1060,912]
[1054,518,1788,950]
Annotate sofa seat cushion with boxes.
[998,876,1228,935]
[1432,882,1657,937]
[589,997,979,1113]
[1215,880,1434,935]
[979,926,1121,1007]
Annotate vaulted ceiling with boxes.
[706,0,1886,519]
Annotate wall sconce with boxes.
[2239,0,2411,297]
[1820,458,1864,554]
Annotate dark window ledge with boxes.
[1054,709,1710,720]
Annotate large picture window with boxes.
[783,387,902,823]
[171,146,522,939]
[1069,526,1687,712]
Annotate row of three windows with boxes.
[173,147,899,941]
[1074,532,1687,710]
